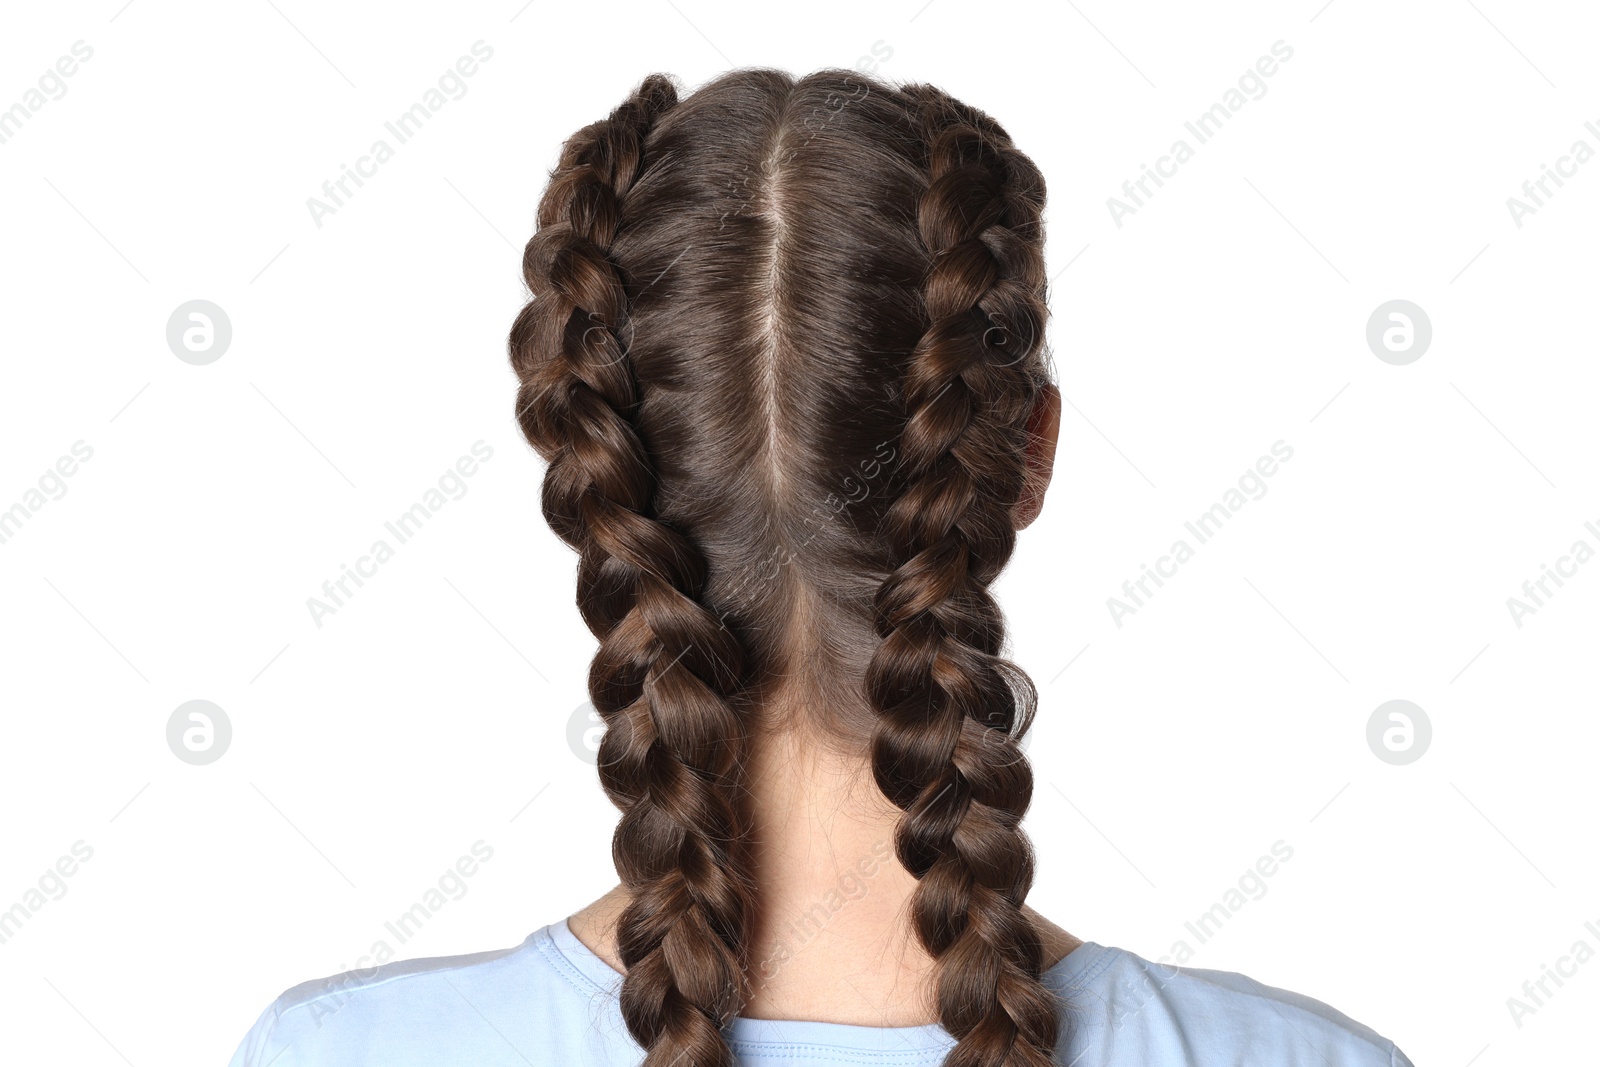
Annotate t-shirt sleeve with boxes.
[226,997,286,1067]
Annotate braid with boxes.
[865,85,1058,1067]
[508,74,754,1067]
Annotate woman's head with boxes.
[509,67,1060,1067]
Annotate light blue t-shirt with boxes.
[228,919,1413,1066]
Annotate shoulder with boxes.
[1055,943,1413,1067]
[226,926,624,1067]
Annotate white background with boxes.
[1,1,1596,1064]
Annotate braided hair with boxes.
[510,69,1057,1067]
[867,86,1057,1067]
[510,74,754,1067]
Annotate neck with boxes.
[567,720,1081,1026]
[741,724,936,1023]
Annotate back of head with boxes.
[509,67,1055,1067]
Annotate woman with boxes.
[229,68,1412,1067]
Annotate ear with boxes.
[1013,383,1060,531]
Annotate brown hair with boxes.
[508,67,1056,1067]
